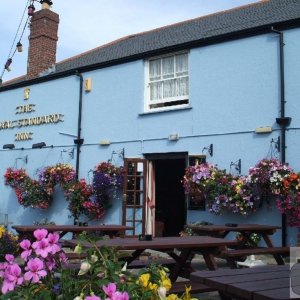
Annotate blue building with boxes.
[0,0,299,246]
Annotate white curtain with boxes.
[146,161,155,235]
[149,53,188,101]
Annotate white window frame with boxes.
[144,51,189,112]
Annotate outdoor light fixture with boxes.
[99,140,111,146]
[168,134,179,141]
[32,142,46,149]
[255,126,272,133]
[5,58,12,71]
[3,144,15,150]
[16,42,23,53]
[40,0,53,5]
[28,4,35,16]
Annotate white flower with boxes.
[121,262,127,271]
[90,253,98,263]
[78,261,91,275]
[158,286,167,300]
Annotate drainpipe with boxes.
[74,71,84,181]
[271,27,292,247]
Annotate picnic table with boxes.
[191,264,300,300]
[63,235,239,282]
[186,223,288,266]
[12,224,133,240]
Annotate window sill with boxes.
[139,106,192,116]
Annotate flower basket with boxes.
[92,162,124,210]
[245,158,292,206]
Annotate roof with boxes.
[2,0,300,88]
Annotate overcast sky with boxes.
[0,0,259,82]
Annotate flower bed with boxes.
[0,230,196,299]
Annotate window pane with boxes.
[176,53,188,76]
[149,59,161,81]
[162,56,174,79]
[177,77,189,96]
[163,79,176,98]
[150,82,162,100]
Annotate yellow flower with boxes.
[137,273,150,287]
[0,226,5,239]
[149,282,158,292]
[161,278,172,292]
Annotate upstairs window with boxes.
[145,52,189,112]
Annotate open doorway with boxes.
[151,155,187,236]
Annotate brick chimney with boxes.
[27,4,59,80]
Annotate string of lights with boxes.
[0,0,35,84]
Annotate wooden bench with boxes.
[221,247,290,267]
[127,258,176,269]
[65,252,87,260]
[168,280,214,295]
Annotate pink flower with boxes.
[5,254,15,264]
[85,296,101,300]
[112,292,129,300]
[20,240,32,261]
[32,238,51,258]
[33,229,48,240]
[103,282,117,297]
[1,263,23,294]
[24,258,47,283]
[47,232,61,254]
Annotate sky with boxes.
[0,0,259,82]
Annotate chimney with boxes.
[27,2,59,80]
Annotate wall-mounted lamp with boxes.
[202,144,213,156]
[168,134,179,141]
[32,142,46,149]
[99,140,111,146]
[3,144,15,150]
[85,78,92,92]
[255,126,272,134]
[230,159,241,175]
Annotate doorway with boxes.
[152,156,186,236]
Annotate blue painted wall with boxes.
[0,28,299,246]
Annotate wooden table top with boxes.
[186,223,281,233]
[12,224,133,233]
[191,265,297,300]
[64,235,239,250]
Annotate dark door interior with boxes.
[154,158,186,236]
